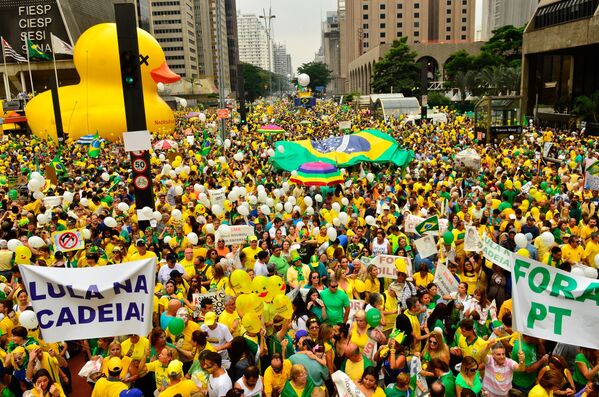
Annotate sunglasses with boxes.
[466,367,477,374]
[329,284,338,289]
[311,276,319,279]
[309,325,319,330]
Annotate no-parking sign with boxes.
[52,230,85,252]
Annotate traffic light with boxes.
[120,50,138,87]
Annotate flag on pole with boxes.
[27,39,51,61]
[415,215,439,235]
[50,34,73,55]
[50,155,66,175]
[1,37,26,62]
[88,133,102,158]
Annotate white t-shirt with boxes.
[200,323,233,360]
[208,372,233,397]
[235,376,263,397]
[157,263,187,284]
[254,260,268,277]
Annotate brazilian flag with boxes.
[415,215,439,235]
[27,39,51,61]
[271,129,414,172]
[50,155,65,174]
[88,133,101,158]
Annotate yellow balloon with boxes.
[25,23,178,142]
[273,294,293,320]
[230,269,252,295]
[241,312,262,334]
[505,180,513,189]
[514,180,522,190]
[252,276,273,303]
[395,258,407,273]
[267,276,286,298]
[15,246,32,265]
[517,248,530,258]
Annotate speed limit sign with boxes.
[132,158,148,173]
[133,175,150,190]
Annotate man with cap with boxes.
[158,253,187,284]
[91,357,128,397]
[157,359,201,397]
[200,312,233,368]
[129,239,158,262]
[286,250,311,289]
[241,236,262,270]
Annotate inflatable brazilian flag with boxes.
[271,129,414,172]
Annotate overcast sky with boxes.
[236,0,338,74]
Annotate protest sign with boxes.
[405,214,448,235]
[511,253,599,349]
[434,262,459,296]
[52,230,85,252]
[217,225,254,245]
[191,290,226,317]
[409,356,429,397]
[20,258,155,343]
[585,159,599,191]
[464,226,483,252]
[414,234,438,258]
[348,299,365,325]
[363,337,377,361]
[372,255,413,278]
[482,233,511,271]
[208,188,226,208]
[332,371,366,397]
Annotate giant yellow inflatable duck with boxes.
[25,23,180,143]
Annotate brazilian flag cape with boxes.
[271,129,414,172]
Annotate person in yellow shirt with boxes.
[120,334,150,362]
[413,264,434,288]
[241,236,262,270]
[264,354,292,397]
[157,359,201,397]
[528,369,564,397]
[138,346,175,392]
[179,248,196,277]
[584,232,599,267]
[286,254,311,289]
[218,296,243,337]
[451,318,489,364]
[561,238,585,264]
[166,308,200,365]
[128,240,158,262]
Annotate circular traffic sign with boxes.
[132,158,148,173]
[57,232,79,250]
[133,175,150,190]
[131,150,145,157]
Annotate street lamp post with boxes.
[259,8,275,97]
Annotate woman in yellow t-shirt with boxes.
[529,369,564,397]
[356,366,386,397]
[350,310,369,353]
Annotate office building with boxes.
[237,13,271,71]
[478,0,539,41]
[273,43,292,77]
[322,10,343,94]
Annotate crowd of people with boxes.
[0,98,597,397]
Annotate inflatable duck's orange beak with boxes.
[151,61,180,84]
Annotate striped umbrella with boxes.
[153,139,178,150]
[258,124,285,134]
[290,161,344,186]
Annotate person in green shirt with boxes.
[319,278,350,326]
[385,372,410,397]
[573,348,599,390]
[268,245,289,281]
[428,358,456,397]
[511,335,549,393]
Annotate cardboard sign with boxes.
[216,225,254,245]
[433,262,459,296]
[464,226,483,252]
[414,234,438,258]
[52,230,85,252]
[373,254,413,277]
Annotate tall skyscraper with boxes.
[237,13,271,71]
[322,10,343,93]
[224,0,240,96]
[273,43,292,76]
[151,0,200,79]
[478,0,539,41]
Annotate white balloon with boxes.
[7,239,22,252]
[239,187,247,197]
[339,212,349,225]
[366,173,375,183]
[234,170,243,179]
[30,171,43,181]
[19,310,38,330]
[584,266,598,279]
[218,224,230,235]
[291,170,298,177]
[174,167,182,175]
[237,205,250,216]
[117,202,129,212]
[514,233,527,249]
[306,206,314,215]
[142,206,153,218]
[260,205,271,215]
[297,221,305,230]
[28,236,45,248]
[27,178,43,192]
[304,196,313,207]
[208,159,216,167]
[365,215,376,226]
[267,148,275,157]
[205,223,215,234]
[333,217,341,227]
[293,205,300,213]
[228,191,240,202]
[198,192,208,203]
[168,170,177,179]
[224,139,232,149]
[297,73,310,87]
[284,202,293,213]
[182,165,191,174]
[273,189,281,198]
[266,198,275,208]
[218,156,227,164]
[157,82,165,92]
[153,211,163,221]
[179,98,187,108]
[187,232,199,245]
[194,184,202,193]
[277,145,285,154]
[258,190,268,203]
[331,202,341,213]
[163,164,173,174]
[248,195,258,205]
[80,198,89,207]
[104,217,117,228]
[171,209,182,221]
[541,231,555,247]
[164,236,172,244]
[275,203,283,212]
[32,191,45,200]
[288,196,296,206]
[175,186,184,196]
[282,182,289,191]
[212,205,223,217]
[81,229,91,240]
[36,214,48,225]
[233,152,244,162]
[159,154,166,161]
[101,172,110,182]
[312,227,320,236]
[198,113,207,122]
[63,191,74,202]
[315,194,323,203]
[341,197,349,206]
[327,227,337,241]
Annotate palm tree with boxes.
[476,68,499,96]
[573,92,599,122]
[452,70,477,103]
[185,76,202,95]
[495,65,521,95]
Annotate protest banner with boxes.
[217,225,254,245]
[52,230,85,252]
[464,226,483,252]
[434,262,459,296]
[332,371,366,397]
[414,234,437,258]
[511,253,599,349]
[405,214,448,235]
[208,188,226,208]
[482,233,511,271]
[363,337,377,361]
[19,258,155,343]
[372,255,413,278]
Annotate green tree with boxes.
[452,70,478,103]
[296,62,333,92]
[427,92,452,108]
[239,62,267,101]
[370,37,420,95]
[573,92,599,122]
[185,76,202,95]
[480,25,525,67]
[443,50,476,81]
